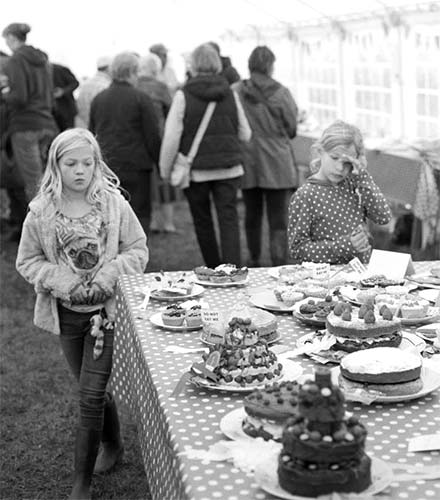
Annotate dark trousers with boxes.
[58,305,114,432]
[118,169,152,233]
[184,177,241,268]
[242,187,294,262]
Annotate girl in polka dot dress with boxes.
[288,121,391,264]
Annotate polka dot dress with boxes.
[288,170,392,264]
[111,264,439,500]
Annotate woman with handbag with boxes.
[233,45,299,267]
[159,43,251,268]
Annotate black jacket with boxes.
[181,75,242,170]
[52,63,79,129]
[3,45,57,134]
[89,81,161,172]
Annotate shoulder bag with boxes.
[170,101,217,189]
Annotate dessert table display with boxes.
[111,262,440,500]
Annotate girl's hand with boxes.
[350,224,371,253]
[87,283,109,305]
[70,283,90,305]
[340,154,367,176]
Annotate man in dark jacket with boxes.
[2,23,58,202]
[51,63,79,131]
[89,51,161,232]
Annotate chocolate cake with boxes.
[326,302,402,352]
[242,381,300,441]
[199,317,283,387]
[278,367,371,497]
[339,347,423,396]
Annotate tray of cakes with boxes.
[268,262,358,286]
[189,311,302,392]
[193,264,248,286]
[253,367,393,499]
[149,300,207,331]
[407,265,440,288]
[150,271,204,301]
[292,295,341,326]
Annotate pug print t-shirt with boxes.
[56,206,107,311]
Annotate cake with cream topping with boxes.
[194,264,248,283]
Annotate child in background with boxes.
[16,128,149,499]
[288,120,391,264]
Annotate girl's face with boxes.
[59,145,96,197]
[317,144,358,185]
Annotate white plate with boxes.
[149,312,202,331]
[415,323,440,342]
[400,307,440,326]
[199,330,282,346]
[193,276,249,287]
[333,365,440,404]
[150,283,205,302]
[408,273,440,289]
[190,359,303,393]
[295,331,426,364]
[248,290,296,312]
[254,455,393,500]
[220,407,251,441]
[267,265,303,280]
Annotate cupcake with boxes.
[185,305,202,327]
[162,305,185,326]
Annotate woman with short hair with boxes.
[89,52,161,233]
[234,45,299,266]
[159,43,251,267]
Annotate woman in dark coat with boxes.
[89,52,161,232]
[234,46,299,266]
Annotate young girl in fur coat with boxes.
[16,128,149,499]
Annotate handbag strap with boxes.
[187,102,217,163]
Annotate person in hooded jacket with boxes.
[233,46,298,267]
[159,43,251,268]
[2,23,58,203]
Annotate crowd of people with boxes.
[2,21,393,500]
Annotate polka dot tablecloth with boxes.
[111,263,440,500]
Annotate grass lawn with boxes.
[0,199,270,500]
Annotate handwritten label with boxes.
[201,310,221,323]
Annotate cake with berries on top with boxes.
[278,367,371,497]
[242,380,300,441]
[199,316,283,387]
[325,301,402,352]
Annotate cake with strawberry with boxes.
[197,316,283,388]
[325,302,402,352]
[278,367,371,497]
[242,381,300,441]
[194,264,248,283]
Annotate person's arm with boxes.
[278,86,298,139]
[233,91,251,142]
[53,65,79,98]
[16,212,83,301]
[287,189,356,263]
[3,58,28,108]
[91,196,149,297]
[350,169,392,225]
[159,90,185,180]
[139,93,161,164]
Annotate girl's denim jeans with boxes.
[58,304,114,431]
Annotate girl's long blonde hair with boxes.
[37,128,120,205]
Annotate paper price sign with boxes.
[201,310,221,323]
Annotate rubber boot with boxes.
[93,394,124,474]
[270,229,288,266]
[69,427,101,500]
[162,203,177,233]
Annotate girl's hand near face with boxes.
[341,153,367,176]
[70,283,90,305]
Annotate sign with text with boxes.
[366,250,415,280]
